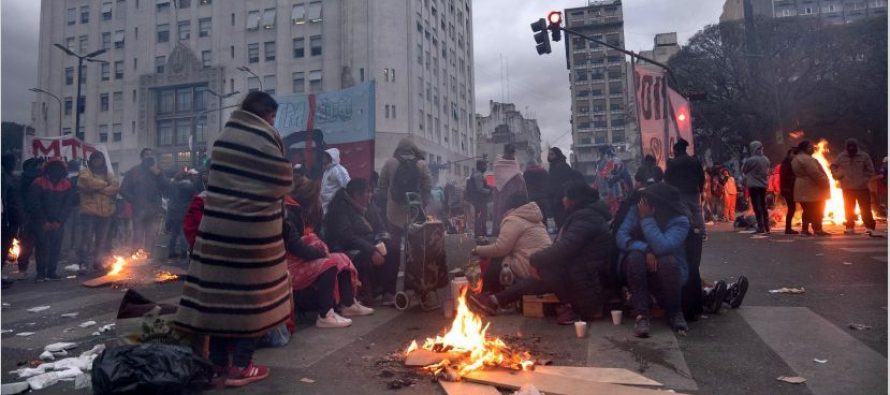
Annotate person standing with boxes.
[319,148,350,215]
[2,154,23,265]
[779,149,799,234]
[376,138,432,306]
[175,92,293,387]
[523,160,550,224]
[15,158,45,274]
[467,159,492,237]
[546,147,584,231]
[723,169,738,223]
[26,159,75,282]
[120,148,168,256]
[77,152,118,272]
[742,141,771,234]
[166,170,198,260]
[492,144,528,235]
[792,140,830,236]
[831,139,877,235]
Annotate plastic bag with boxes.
[91,344,213,395]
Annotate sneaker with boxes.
[669,312,688,335]
[35,276,46,283]
[814,230,831,237]
[225,362,270,388]
[556,304,577,325]
[316,309,352,328]
[46,275,62,281]
[340,300,375,317]
[726,276,749,309]
[844,229,856,236]
[707,280,728,314]
[468,293,498,316]
[380,293,396,306]
[784,229,800,235]
[634,315,651,338]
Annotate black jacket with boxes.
[26,160,75,227]
[120,164,168,213]
[547,160,584,200]
[530,200,614,319]
[283,204,326,261]
[665,154,705,195]
[779,158,795,197]
[523,166,549,202]
[323,189,377,255]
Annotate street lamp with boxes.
[29,88,63,137]
[53,44,107,141]
[202,88,241,167]
[236,66,262,91]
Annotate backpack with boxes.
[390,158,421,204]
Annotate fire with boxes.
[155,271,180,282]
[812,140,858,223]
[131,249,149,261]
[404,288,534,379]
[108,256,127,276]
[7,238,20,262]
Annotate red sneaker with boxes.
[225,362,270,388]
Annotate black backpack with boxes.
[390,158,421,204]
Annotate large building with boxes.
[638,32,680,65]
[475,101,543,169]
[32,0,477,183]
[721,0,887,23]
[563,0,636,179]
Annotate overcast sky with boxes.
[1,0,723,153]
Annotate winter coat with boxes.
[320,148,351,214]
[175,109,293,338]
[779,158,795,198]
[547,159,584,200]
[182,192,205,249]
[323,188,377,255]
[78,167,119,218]
[377,139,432,229]
[792,153,830,203]
[616,205,691,283]
[467,170,491,205]
[26,159,75,228]
[492,159,528,234]
[523,165,549,203]
[475,202,552,280]
[741,141,770,189]
[120,163,168,215]
[665,154,705,194]
[530,200,614,320]
[167,179,197,223]
[832,151,874,191]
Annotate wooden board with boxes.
[465,369,688,395]
[439,380,500,395]
[535,366,662,387]
[405,349,460,366]
[522,293,560,318]
[81,274,127,288]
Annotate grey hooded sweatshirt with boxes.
[742,140,771,189]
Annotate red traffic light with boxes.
[547,11,561,26]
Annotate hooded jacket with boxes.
[742,141,771,189]
[120,160,168,214]
[474,202,552,280]
[523,164,549,202]
[792,151,830,203]
[377,138,432,229]
[323,188,377,255]
[78,165,119,218]
[665,154,705,195]
[320,148,350,214]
[832,139,874,191]
[26,159,75,227]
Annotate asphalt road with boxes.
[1,223,886,394]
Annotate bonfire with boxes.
[107,256,128,276]
[7,238,20,263]
[812,139,860,224]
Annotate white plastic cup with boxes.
[611,310,623,326]
[376,242,387,256]
[574,321,587,338]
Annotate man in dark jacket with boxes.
[546,148,584,231]
[15,157,44,274]
[523,161,550,224]
[120,148,168,257]
[27,159,75,282]
[779,149,798,234]
[467,160,492,237]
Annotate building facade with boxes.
[638,32,680,65]
[475,101,543,169]
[563,0,636,179]
[33,0,476,183]
[721,0,887,23]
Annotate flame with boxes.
[812,140,858,223]
[7,238,20,262]
[155,271,179,282]
[131,249,149,260]
[404,287,534,379]
[108,256,127,276]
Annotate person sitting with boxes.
[323,178,387,305]
[616,182,691,338]
[470,182,614,324]
[470,193,552,296]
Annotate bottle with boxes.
[499,262,515,287]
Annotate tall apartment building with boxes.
[33,0,476,183]
[475,101,543,168]
[563,0,635,179]
[721,0,887,23]
[638,32,680,65]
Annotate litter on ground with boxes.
[777,376,807,384]
[78,321,97,328]
[26,306,51,313]
[16,332,35,337]
[813,358,827,364]
[848,323,872,330]
[60,313,79,318]
[768,287,806,294]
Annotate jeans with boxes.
[801,201,825,233]
[783,195,797,231]
[166,215,187,257]
[294,267,355,317]
[748,187,768,232]
[843,189,876,230]
[473,202,488,237]
[79,214,112,269]
[132,209,161,254]
[34,225,64,278]
[624,251,683,317]
[209,337,257,368]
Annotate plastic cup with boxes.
[574,321,587,338]
[611,310,623,325]
[376,242,387,256]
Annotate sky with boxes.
[1,0,724,154]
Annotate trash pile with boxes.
[6,343,106,392]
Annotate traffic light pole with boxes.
[559,26,674,77]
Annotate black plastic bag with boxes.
[92,343,214,394]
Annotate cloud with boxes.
[1,0,40,124]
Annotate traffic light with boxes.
[530,18,551,55]
[547,11,562,42]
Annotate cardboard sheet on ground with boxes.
[464,369,687,395]
[439,380,500,395]
[534,366,662,387]
[404,349,462,366]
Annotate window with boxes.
[803,6,814,14]
[64,97,73,115]
[177,0,191,8]
[391,105,396,118]
[201,50,211,67]
[101,63,110,80]
[157,120,174,146]
[133,57,137,71]
[310,35,322,56]
[112,91,123,111]
[100,93,110,111]
[157,89,174,113]
[611,116,625,127]
[66,37,75,51]
[111,124,122,141]
[175,120,190,145]
[80,6,90,23]
[67,8,77,25]
[293,38,305,58]
[114,61,124,79]
[248,43,259,63]
[178,21,190,40]
[248,77,260,92]
[309,70,322,92]
[114,30,125,48]
[155,56,166,73]
[157,24,169,43]
[194,87,206,111]
[263,75,276,95]
[612,130,625,143]
[292,72,305,93]
[199,18,211,37]
[157,0,170,12]
[176,88,193,112]
[417,44,423,64]
[292,4,306,24]
[195,117,207,142]
[200,0,211,4]
[308,1,322,22]
[246,10,261,30]
[101,32,111,50]
[99,125,109,142]
[79,35,88,53]
[385,104,390,119]
[418,110,424,130]
[261,8,276,29]
[65,67,74,85]
[101,2,112,20]
[231,13,235,25]
[264,41,276,61]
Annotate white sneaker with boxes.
[316,309,352,328]
[340,301,374,317]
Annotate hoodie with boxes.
[832,138,874,190]
[320,148,350,214]
[377,138,432,228]
[474,202,552,279]
[26,159,75,227]
[742,141,771,189]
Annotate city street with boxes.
[1,223,886,394]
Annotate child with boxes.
[723,171,738,222]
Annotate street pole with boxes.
[29,88,63,137]
[237,66,262,91]
[52,45,106,141]
[203,88,240,168]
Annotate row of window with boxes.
[156,117,207,147]
[66,0,212,26]
[574,100,625,114]
[247,36,322,64]
[576,129,626,145]
[246,3,323,30]
[96,124,124,143]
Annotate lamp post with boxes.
[203,88,240,167]
[29,88,63,137]
[236,66,262,91]
[53,44,107,141]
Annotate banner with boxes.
[23,134,114,175]
[274,81,376,179]
[633,65,693,169]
